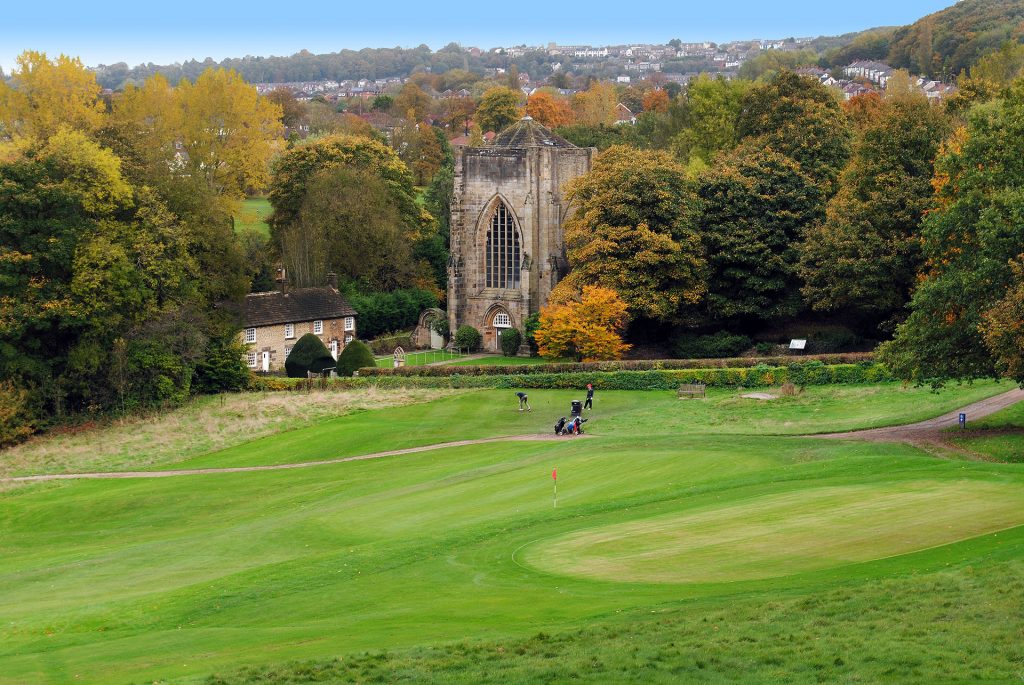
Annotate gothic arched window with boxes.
[486,202,521,289]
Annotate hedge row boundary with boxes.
[250,362,892,392]
[355,353,875,378]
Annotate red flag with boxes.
[552,467,557,481]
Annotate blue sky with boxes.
[1,0,954,72]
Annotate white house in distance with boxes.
[241,272,357,373]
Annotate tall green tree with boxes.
[0,129,204,414]
[670,74,750,171]
[799,92,949,328]
[880,84,1024,383]
[736,71,852,195]
[268,134,434,290]
[697,142,822,323]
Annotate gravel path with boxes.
[0,434,586,483]
[818,387,1024,456]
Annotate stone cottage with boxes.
[242,273,357,372]
[447,116,595,352]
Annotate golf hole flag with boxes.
[552,467,557,507]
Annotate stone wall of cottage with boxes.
[447,145,593,353]
[242,316,356,372]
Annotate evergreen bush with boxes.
[336,340,376,377]
[500,329,523,357]
[454,325,482,351]
[284,334,336,378]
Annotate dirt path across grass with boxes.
[818,387,1024,457]
[0,434,588,483]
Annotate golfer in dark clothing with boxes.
[516,392,532,412]
[584,383,594,410]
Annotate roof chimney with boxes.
[275,267,289,294]
[326,272,338,290]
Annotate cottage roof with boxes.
[489,116,576,149]
[244,287,357,328]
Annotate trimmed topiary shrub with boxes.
[454,325,482,351]
[672,331,752,359]
[285,333,336,378]
[336,339,376,377]
[500,328,523,357]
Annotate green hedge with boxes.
[357,353,876,377]
[249,362,892,392]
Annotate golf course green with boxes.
[0,382,1021,684]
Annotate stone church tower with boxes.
[447,117,594,352]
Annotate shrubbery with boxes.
[336,340,376,377]
[454,325,482,351]
[672,331,752,359]
[343,287,439,340]
[284,334,337,378]
[358,353,876,378]
[249,361,893,392]
[500,329,523,357]
[192,338,250,394]
[367,332,413,355]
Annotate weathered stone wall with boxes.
[448,145,593,353]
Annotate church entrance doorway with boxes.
[484,308,513,353]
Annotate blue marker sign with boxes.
[959,413,967,429]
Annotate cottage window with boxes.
[284,345,294,358]
[313,320,323,334]
[245,328,256,344]
[344,334,354,344]
[493,312,511,328]
[485,202,521,289]
[344,316,354,331]
[246,351,257,367]
[285,323,295,339]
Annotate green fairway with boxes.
[0,381,1022,684]
[235,197,271,237]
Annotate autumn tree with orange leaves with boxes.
[641,89,670,114]
[535,286,631,361]
[526,91,574,128]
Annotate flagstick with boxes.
[553,479,557,508]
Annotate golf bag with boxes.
[554,417,567,435]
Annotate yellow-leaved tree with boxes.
[554,145,706,322]
[534,286,631,361]
[176,69,283,199]
[571,82,618,127]
[0,51,105,140]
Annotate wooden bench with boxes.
[677,383,706,399]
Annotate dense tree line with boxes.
[0,51,281,442]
